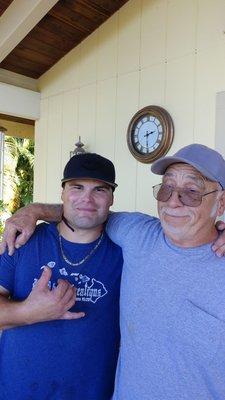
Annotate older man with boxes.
[0,153,122,400]
[2,144,225,400]
[108,144,225,400]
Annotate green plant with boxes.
[0,136,34,236]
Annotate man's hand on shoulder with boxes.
[0,204,38,256]
[0,203,62,256]
[212,220,225,257]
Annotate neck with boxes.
[58,221,103,243]
[165,226,218,248]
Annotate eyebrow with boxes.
[163,172,205,187]
[95,184,111,190]
[68,182,111,190]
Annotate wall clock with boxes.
[127,105,174,163]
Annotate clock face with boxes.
[127,106,174,164]
[132,115,163,155]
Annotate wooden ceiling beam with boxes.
[0,0,129,79]
[0,0,14,17]
[33,25,81,51]
[0,53,46,79]
[0,0,59,63]
[0,113,34,126]
[62,0,109,20]
[49,5,102,33]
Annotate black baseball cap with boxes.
[62,153,117,190]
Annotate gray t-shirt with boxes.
[107,212,225,400]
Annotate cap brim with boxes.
[151,156,216,182]
[61,176,118,188]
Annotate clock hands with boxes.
[144,131,155,138]
[144,130,156,149]
[144,130,155,137]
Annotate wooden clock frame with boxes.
[127,105,174,164]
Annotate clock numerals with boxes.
[136,143,145,153]
[158,125,163,133]
[133,134,139,144]
[136,121,142,129]
[152,142,160,151]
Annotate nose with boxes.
[81,189,94,202]
[166,189,183,207]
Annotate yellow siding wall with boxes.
[35,0,225,216]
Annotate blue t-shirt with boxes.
[0,223,123,400]
[107,212,225,400]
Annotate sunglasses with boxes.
[152,183,219,207]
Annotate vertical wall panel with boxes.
[79,31,98,87]
[62,47,81,92]
[136,161,160,215]
[61,89,79,170]
[114,71,139,211]
[195,44,225,146]
[39,57,68,99]
[78,83,97,152]
[117,0,141,75]
[97,14,118,81]
[165,54,195,150]
[96,78,117,160]
[34,98,48,202]
[46,95,63,202]
[140,0,167,68]
[197,0,225,51]
[215,91,225,158]
[166,0,197,60]
[140,63,166,108]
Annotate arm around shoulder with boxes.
[106,211,155,246]
[0,203,63,256]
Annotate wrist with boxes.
[15,203,41,221]
[14,300,32,325]
[18,298,36,325]
[26,203,62,223]
[0,299,34,328]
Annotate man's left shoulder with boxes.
[109,211,158,228]
[32,221,57,237]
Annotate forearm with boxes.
[22,203,63,222]
[0,295,30,330]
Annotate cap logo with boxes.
[82,160,102,170]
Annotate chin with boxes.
[162,217,187,228]
[161,220,188,236]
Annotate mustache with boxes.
[160,207,191,217]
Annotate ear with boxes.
[110,192,114,207]
[61,187,65,202]
[217,191,225,217]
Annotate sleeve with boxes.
[0,250,18,294]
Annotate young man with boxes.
[0,153,123,400]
